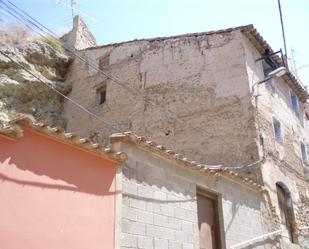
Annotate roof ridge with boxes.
[80,24,254,51]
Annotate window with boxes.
[290,91,300,117]
[96,86,106,105]
[99,54,110,70]
[301,142,307,162]
[197,190,221,249]
[273,117,283,143]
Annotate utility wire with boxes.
[0,0,138,96]
[0,0,210,134]
[0,50,121,132]
[277,0,288,59]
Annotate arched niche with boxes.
[276,181,298,244]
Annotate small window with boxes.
[96,86,106,105]
[99,54,110,70]
[290,91,300,116]
[273,117,283,143]
[301,142,307,162]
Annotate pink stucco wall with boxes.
[0,129,116,249]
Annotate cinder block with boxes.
[138,235,154,249]
[121,232,137,247]
[147,202,161,214]
[182,242,194,249]
[167,217,182,230]
[154,238,168,249]
[137,210,154,224]
[161,204,174,217]
[169,240,182,249]
[174,207,187,220]
[130,198,146,210]
[122,219,146,236]
[182,221,193,233]
[122,206,138,221]
[154,213,169,227]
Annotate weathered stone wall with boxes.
[117,142,273,249]
[64,30,259,166]
[242,35,309,248]
[61,15,97,51]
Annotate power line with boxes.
[0,0,210,135]
[277,0,288,59]
[0,49,121,132]
[0,0,138,96]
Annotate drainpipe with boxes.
[229,228,284,249]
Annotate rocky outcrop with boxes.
[0,39,71,127]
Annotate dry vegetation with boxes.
[0,22,65,54]
[0,22,33,45]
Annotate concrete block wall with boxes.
[119,143,270,249]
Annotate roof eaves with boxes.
[0,117,127,163]
[240,26,309,102]
[110,132,265,192]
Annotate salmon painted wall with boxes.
[0,129,116,249]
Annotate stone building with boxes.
[62,20,309,247]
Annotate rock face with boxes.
[0,39,71,127]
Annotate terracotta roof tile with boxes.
[110,132,265,192]
[0,116,265,192]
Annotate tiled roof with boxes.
[82,24,308,102]
[240,25,308,102]
[0,116,127,162]
[0,116,265,192]
[110,132,265,192]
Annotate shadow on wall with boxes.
[0,130,116,197]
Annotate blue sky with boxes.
[1,0,309,86]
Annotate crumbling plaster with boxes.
[242,34,309,246]
[64,30,259,166]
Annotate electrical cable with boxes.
[0,50,122,132]
[0,0,210,134]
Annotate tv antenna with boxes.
[55,0,98,23]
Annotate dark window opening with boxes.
[290,91,300,117]
[263,48,280,70]
[96,87,106,105]
[301,142,307,162]
[99,54,110,70]
[273,117,282,144]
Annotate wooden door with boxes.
[197,192,220,249]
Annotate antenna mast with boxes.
[277,0,288,66]
[71,0,76,20]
